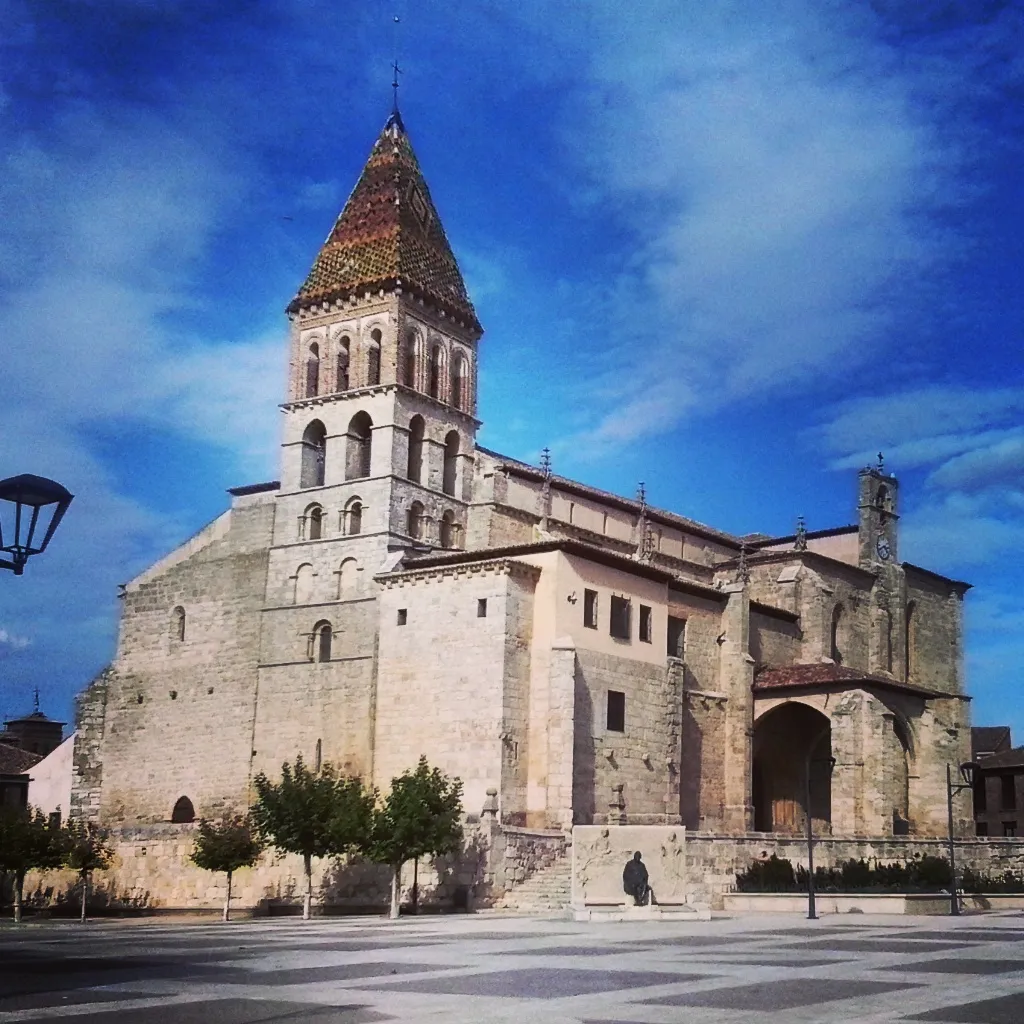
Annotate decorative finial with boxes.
[636,482,647,511]
[33,686,40,713]
[877,451,884,472]
[540,447,552,478]
[794,515,808,551]
[738,540,751,584]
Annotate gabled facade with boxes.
[71,113,975,870]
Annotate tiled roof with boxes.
[289,112,479,330]
[754,663,942,698]
[976,745,1024,770]
[0,741,41,775]
[972,725,1012,759]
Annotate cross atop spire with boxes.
[391,58,402,115]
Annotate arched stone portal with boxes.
[753,702,832,834]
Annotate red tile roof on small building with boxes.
[0,741,42,776]
[288,112,479,331]
[754,663,942,699]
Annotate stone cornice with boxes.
[376,557,542,588]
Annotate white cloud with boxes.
[0,628,31,651]
[554,2,963,444]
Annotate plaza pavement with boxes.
[2,911,1024,1023]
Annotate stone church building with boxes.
[70,111,975,902]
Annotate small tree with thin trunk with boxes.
[190,817,263,921]
[0,807,65,923]
[63,819,113,923]
[252,756,373,920]
[366,756,464,919]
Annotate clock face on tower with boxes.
[876,536,891,561]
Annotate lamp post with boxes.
[805,729,836,920]
[946,760,980,917]
[0,474,74,575]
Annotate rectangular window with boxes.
[1004,821,1017,838]
[477,598,488,618]
[397,608,408,626]
[975,779,988,814]
[667,615,686,658]
[609,595,631,640]
[606,690,625,733]
[975,821,988,836]
[639,605,653,644]
[1002,774,1016,811]
[583,589,599,629]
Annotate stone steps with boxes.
[494,857,572,913]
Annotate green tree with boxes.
[366,756,464,919]
[63,819,113,923]
[190,816,263,921]
[251,756,373,920]
[0,807,65,923]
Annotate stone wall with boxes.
[572,825,1024,910]
[574,648,679,825]
[374,561,539,816]
[25,819,499,914]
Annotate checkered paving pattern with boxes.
[2,913,1024,1023]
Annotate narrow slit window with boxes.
[639,605,653,643]
[609,595,631,640]
[397,608,408,626]
[606,690,625,733]
[583,589,598,629]
[477,598,488,618]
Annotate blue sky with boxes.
[1,1,1022,741]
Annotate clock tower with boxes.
[857,456,899,568]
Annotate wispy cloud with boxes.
[0,628,31,651]
[554,2,1011,448]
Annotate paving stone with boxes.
[876,958,1024,975]
[15,998,393,1024]
[907,993,1024,1023]
[377,967,708,999]
[793,939,973,953]
[642,978,920,1011]
[237,962,450,985]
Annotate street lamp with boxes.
[946,760,980,917]
[0,474,74,575]
[805,729,836,920]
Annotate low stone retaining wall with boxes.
[571,827,1024,911]
[722,893,952,915]
[723,892,1024,915]
[23,820,496,914]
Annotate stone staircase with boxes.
[493,856,572,914]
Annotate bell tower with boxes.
[271,109,483,591]
[857,455,899,568]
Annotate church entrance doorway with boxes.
[753,702,832,835]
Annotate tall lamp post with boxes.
[0,474,74,575]
[946,760,980,917]
[805,729,836,920]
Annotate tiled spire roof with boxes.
[288,112,479,330]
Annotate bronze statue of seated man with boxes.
[622,851,654,906]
